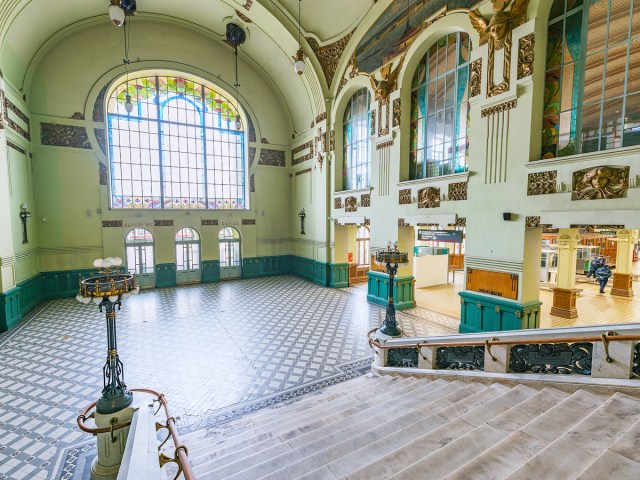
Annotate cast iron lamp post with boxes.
[19,203,30,244]
[76,257,139,414]
[298,208,306,234]
[375,241,409,337]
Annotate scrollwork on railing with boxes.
[633,343,640,377]
[435,346,484,370]
[387,348,419,368]
[509,343,592,375]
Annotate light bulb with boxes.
[93,258,103,267]
[112,257,123,266]
[386,241,393,248]
[81,296,92,304]
[109,295,119,303]
[93,297,103,305]
[109,4,125,26]
[124,94,133,113]
[76,294,84,303]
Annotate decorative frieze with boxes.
[399,188,412,205]
[7,141,25,154]
[250,174,255,192]
[154,220,174,226]
[398,218,408,226]
[291,140,314,166]
[370,111,376,136]
[436,346,484,370]
[481,99,517,118]
[448,182,468,201]
[527,171,557,196]
[634,343,640,377]
[247,116,256,143]
[102,220,123,228]
[201,219,219,226]
[392,99,401,128]
[94,128,107,155]
[258,148,286,167]
[40,123,90,149]
[454,216,466,227]
[5,98,30,125]
[99,162,108,186]
[510,343,593,375]
[93,85,108,122]
[361,193,371,207]
[517,33,535,80]
[470,59,482,98]
[315,112,327,125]
[334,197,343,209]
[235,9,252,23]
[375,139,394,150]
[572,166,629,200]
[249,147,256,167]
[242,0,253,10]
[525,216,540,228]
[329,130,335,151]
[345,196,358,212]
[569,224,625,230]
[378,97,390,137]
[387,348,418,368]
[242,219,256,225]
[295,168,312,176]
[70,112,85,120]
[418,187,440,209]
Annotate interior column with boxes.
[611,229,639,297]
[550,228,580,319]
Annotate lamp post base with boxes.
[90,405,136,480]
[96,388,134,415]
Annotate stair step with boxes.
[389,424,507,480]
[507,392,640,480]
[198,379,451,478]
[607,412,640,463]
[441,388,596,480]
[576,450,640,479]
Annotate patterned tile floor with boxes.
[0,275,458,480]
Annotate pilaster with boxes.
[551,228,580,318]
[611,229,639,297]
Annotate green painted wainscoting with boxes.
[313,261,329,287]
[291,256,315,282]
[328,263,349,288]
[0,268,97,331]
[201,260,221,283]
[242,256,292,279]
[459,291,542,333]
[366,271,416,310]
[156,264,177,288]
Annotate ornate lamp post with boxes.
[375,241,409,337]
[76,257,139,479]
[298,208,306,234]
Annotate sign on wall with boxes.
[466,268,518,300]
[417,229,463,243]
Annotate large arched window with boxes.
[410,32,470,179]
[343,88,371,190]
[542,0,640,158]
[355,226,370,266]
[107,74,247,209]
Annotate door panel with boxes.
[220,240,241,279]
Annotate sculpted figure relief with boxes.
[573,166,629,200]
[359,54,405,103]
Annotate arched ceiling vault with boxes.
[0,0,379,136]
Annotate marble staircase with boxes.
[179,374,640,480]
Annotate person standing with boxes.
[595,264,612,293]
[586,255,604,278]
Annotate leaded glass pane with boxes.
[409,32,470,179]
[107,74,246,210]
[342,88,371,190]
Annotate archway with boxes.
[219,227,242,279]
[125,228,156,288]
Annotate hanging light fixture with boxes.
[293,0,306,75]
[109,1,137,27]
[122,12,133,114]
[226,24,246,131]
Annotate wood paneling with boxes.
[466,268,518,300]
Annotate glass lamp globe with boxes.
[294,59,306,75]
[235,118,242,130]
[109,4,125,26]
[124,94,133,113]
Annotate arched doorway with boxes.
[176,227,201,284]
[219,227,241,279]
[125,228,156,288]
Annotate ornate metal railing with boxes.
[77,388,195,480]
[368,327,640,379]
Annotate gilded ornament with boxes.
[481,99,517,118]
[525,216,540,228]
[469,0,530,97]
[378,97,390,137]
[527,171,557,196]
[399,188,412,205]
[361,193,371,208]
[455,216,466,227]
[470,59,482,98]
[572,166,630,200]
[345,196,358,212]
[448,182,468,201]
[308,30,355,87]
[359,54,405,103]
[418,187,440,209]
[392,99,401,128]
[334,197,343,209]
[517,33,535,79]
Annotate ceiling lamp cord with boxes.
[293,0,305,75]
[234,42,242,130]
[123,16,133,114]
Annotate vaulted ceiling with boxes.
[0,0,381,135]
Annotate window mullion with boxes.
[155,76,165,208]
[620,0,634,145]
[574,3,589,155]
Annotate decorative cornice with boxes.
[376,139,394,150]
[295,168,312,176]
[481,99,517,118]
[7,140,25,154]
[292,140,314,165]
[315,112,327,124]
[258,148,286,167]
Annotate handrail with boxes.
[77,388,195,480]
[368,328,640,351]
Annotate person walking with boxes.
[586,255,605,278]
[595,264,612,293]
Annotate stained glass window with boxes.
[542,0,640,158]
[343,88,371,190]
[107,74,247,209]
[410,32,470,179]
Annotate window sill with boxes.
[397,172,469,187]
[333,186,373,197]
[527,145,640,169]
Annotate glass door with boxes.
[219,227,242,279]
[176,228,201,284]
[124,229,156,288]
